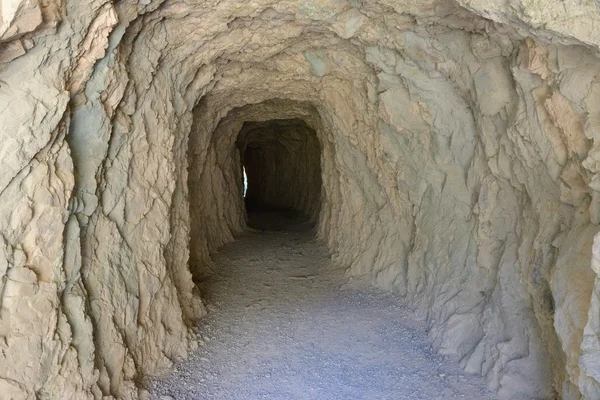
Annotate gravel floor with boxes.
[148,212,497,400]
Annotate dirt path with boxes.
[148,214,496,400]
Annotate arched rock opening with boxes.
[3,1,600,399]
[238,118,322,220]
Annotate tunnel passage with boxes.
[237,119,322,225]
[7,1,600,399]
[187,99,339,280]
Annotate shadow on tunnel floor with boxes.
[246,207,316,232]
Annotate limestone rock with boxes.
[0,0,41,43]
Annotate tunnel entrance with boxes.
[187,100,332,280]
[236,119,322,231]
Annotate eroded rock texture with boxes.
[2,0,600,399]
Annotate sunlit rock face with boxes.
[2,0,600,399]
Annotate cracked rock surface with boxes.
[3,0,600,399]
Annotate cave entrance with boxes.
[236,119,322,231]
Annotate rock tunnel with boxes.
[238,118,322,218]
[3,0,600,399]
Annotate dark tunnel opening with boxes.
[236,119,322,231]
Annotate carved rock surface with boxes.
[2,1,600,399]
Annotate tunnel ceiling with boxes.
[3,0,600,399]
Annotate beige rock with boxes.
[0,0,41,42]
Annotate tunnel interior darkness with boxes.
[237,119,322,226]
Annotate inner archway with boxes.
[237,119,322,230]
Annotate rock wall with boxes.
[3,0,600,399]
